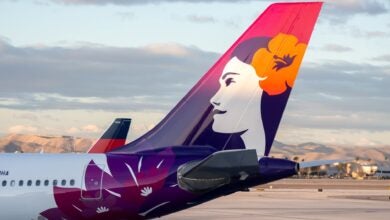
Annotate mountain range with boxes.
[0,134,92,153]
[1,134,389,165]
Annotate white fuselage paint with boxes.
[0,153,108,219]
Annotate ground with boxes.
[165,179,390,220]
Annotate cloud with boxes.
[363,31,390,38]
[48,0,255,6]
[284,60,390,131]
[276,127,390,147]
[32,93,108,104]
[16,0,387,29]
[66,127,80,134]
[0,98,23,106]
[321,44,353,52]
[373,54,390,62]
[8,125,38,134]
[66,125,101,134]
[329,0,388,15]
[13,113,39,121]
[31,0,390,17]
[116,12,135,20]
[6,0,388,27]
[349,27,390,38]
[321,0,389,24]
[178,13,238,28]
[0,39,389,134]
[283,111,390,131]
[186,15,216,24]
[82,124,101,133]
[318,92,343,101]
[142,43,192,56]
[0,39,218,111]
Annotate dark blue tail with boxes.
[88,118,131,153]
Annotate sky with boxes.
[0,0,389,147]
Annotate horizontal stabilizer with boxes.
[178,149,259,193]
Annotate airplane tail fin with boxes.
[88,118,131,153]
[115,2,323,156]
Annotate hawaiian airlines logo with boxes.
[273,54,296,71]
[210,33,306,155]
[251,33,306,95]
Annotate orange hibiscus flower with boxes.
[251,33,307,95]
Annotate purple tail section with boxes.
[114,2,323,156]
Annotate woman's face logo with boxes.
[210,56,265,134]
[208,34,306,155]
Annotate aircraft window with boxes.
[27,180,32,186]
[10,180,15,187]
[61,179,66,186]
[2,180,6,187]
[70,179,75,186]
[19,180,23,186]
[36,180,41,186]
[53,180,58,186]
[44,180,49,186]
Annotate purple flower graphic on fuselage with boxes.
[41,148,193,219]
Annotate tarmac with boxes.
[165,179,390,220]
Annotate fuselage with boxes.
[0,146,299,219]
[0,147,218,219]
[0,153,108,219]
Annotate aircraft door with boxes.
[81,163,105,199]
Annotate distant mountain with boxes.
[270,141,390,165]
[0,134,93,153]
[0,134,389,165]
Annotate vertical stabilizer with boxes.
[88,118,131,153]
[116,2,322,156]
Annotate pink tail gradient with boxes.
[115,2,323,156]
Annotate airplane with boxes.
[88,118,131,153]
[0,2,328,219]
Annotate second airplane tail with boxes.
[88,118,131,153]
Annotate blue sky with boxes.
[0,0,389,147]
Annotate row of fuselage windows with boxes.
[1,179,75,187]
